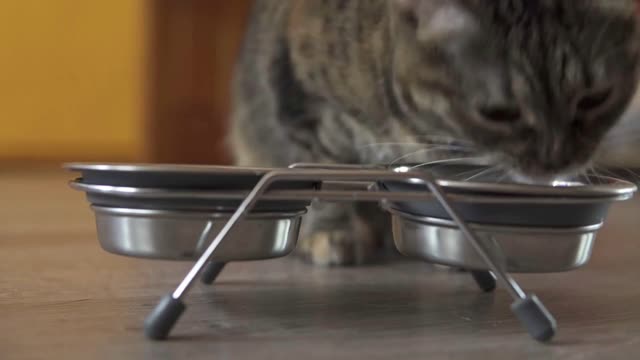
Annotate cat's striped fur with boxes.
[230,0,640,266]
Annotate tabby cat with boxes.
[230,0,640,266]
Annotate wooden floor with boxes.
[2,168,640,359]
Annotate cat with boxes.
[229,0,640,266]
[599,88,640,167]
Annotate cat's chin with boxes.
[495,157,588,187]
[505,167,588,187]
[474,157,578,186]
[508,173,573,186]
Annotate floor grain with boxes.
[1,169,640,359]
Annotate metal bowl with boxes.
[386,163,636,196]
[64,163,318,190]
[70,180,311,213]
[67,162,635,272]
[380,164,637,227]
[91,206,304,261]
[389,208,599,273]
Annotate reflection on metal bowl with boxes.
[92,206,305,261]
[390,208,599,273]
[380,163,636,228]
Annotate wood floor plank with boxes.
[1,169,639,359]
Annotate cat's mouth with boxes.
[370,140,589,186]
[464,144,596,185]
[490,159,587,186]
[432,153,585,186]
[392,160,584,187]
[505,171,580,187]
[500,153,593,184]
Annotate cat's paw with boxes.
[297,228,377,267]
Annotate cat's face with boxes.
[389,0,640,178]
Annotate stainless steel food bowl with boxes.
[64,162,639,342]
[65,162,319,190]
[67,162,636,271]
[91,206,305,261]
[380,164,636,227]
[389,208,599,273]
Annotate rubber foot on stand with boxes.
[144,294,186,340]
[471,271,497,292]
[511,295,557,343]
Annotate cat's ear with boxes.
[392,0,478,39]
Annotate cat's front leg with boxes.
[296,202,391,266]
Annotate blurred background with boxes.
[0,0,252,168]
[0,0,638,169]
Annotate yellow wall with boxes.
[0,1,146,162]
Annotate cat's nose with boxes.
[572,86,614,118]
[474,80,521,124]
[477,104,521,124]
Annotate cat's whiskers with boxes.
[387,146,475,167]
[463,166,500,182]
[358,142,470,151]
[594,164,640,184]
[447,167,492,180]
[584,166,599,186]
[410,134,474,146]
[359,142,432,149]
[408,156,487,170]
[583,166,596,186]
[621,168,640,184]
[586,165,638,185]
[358,141,475,165]
[495,171,511,184]
[404,160,502,183]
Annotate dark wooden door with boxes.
[144,0,253,165]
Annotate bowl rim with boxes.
[386,206,604,233]
[70,178,635,205]
[91,205,307,218]
[64,162,276,175]
[63,162,637,200]
[389,165,638,198]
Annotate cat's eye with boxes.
[575,87,613,114]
